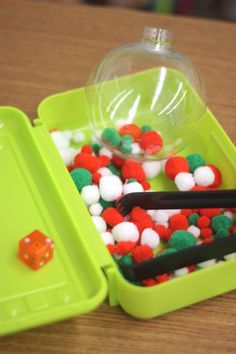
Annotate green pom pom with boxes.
[107,163,121,177]
[120,134,133,153]
[70,168,92,192]
[99,197,115,209]
[214,228,229,239]
[141,125,152,132]
[122,134,133,143]
[127,178,137,184]
[91,143,101,154]
[101,128,121,146]
[158,248,177,256]
[211,215,232,232]
[186,154,205,173]
[168,231,196,250]
[119,255,133,266]
[188,213,199,225]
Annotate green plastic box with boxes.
[0,69,236,336]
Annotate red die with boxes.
[18,230,54,270]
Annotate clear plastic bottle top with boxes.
[86,27,207,161]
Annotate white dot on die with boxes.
[24,237,31,243]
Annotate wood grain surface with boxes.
[0,0,235,353]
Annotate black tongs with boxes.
[116,189,236,282]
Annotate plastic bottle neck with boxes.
[141,27,172,50]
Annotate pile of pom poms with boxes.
[50,129,236,287]
[100,123,164,156]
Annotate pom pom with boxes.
[140,228,160,249]
[141,278,157,287]
[112,154,125,168]
[122,181,144,195]
[99,197,115,210]
[199,208,221,218]
[50,131,70,149]
[181,209,193,217]
[155,224,172,241]
[130,207,153,233]
[168,230,196,250]
[99,147,113,159]
[91,143,101,154]
[131,143,142,155]
[92,172,102,184]
[100,231,114,245]
[214,228,229,239]
[197,216,211,229]
[175,172,195,191]
[174,267,189,277]
[74,153,102,172]
[156,274,169,284]
[58,147,77,166]
[101,207,124,227]
[139,131,163,154]
[211,214,232,232]
[97,167,113,176]
[169,214,188,231]
[121,161,146,182]
[101,128,121,146]
[141,125,152,133]
[107,163,121,177]
[119,124,141,141]
[194,166,215,187]
[99,175,123,201]
[118,254,133,265]
[71,130,85,144]
[81,185,100,205]
[107,244,116,254]
[165,156,189,180]
[142,161,161,179]
[187,225,201,238]
[112,222,139,242]
[70,168,92,192]
[116,241,136,255]
[81,145,93,154]
[207,164,222,188]
[202,238,214,244]
[201,228,213,239]
[132,245,153,263]
[140,180,151,190]
[120,134,133,153]
[89,203,103,216]
[98,155,110,167]
[92,216,107,232]
[186,153,205,172]
[153,210,169,224]
[188,213,199,225]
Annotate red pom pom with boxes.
[165,156,189,180]
[199,208,221,218]
[228,208,236,213]
[121,161,146,182]
[130,207,153,233]
[81,145,93,154]
[119,124,141,141]
[201,228,213,239]
[191,186,208,191]
[207,164,222,188]
[139,131,163,154]
[157,274,169,284]
[98,155,110,167]
[74,153,102,172]
[92,172,102,184]
[107,244,116,254]
[141,278,157,287]
[181,209,193,217]
[140,180,151,190]
[188,264,197,273]
[169,214,188,231]
[116,241,136,255]
[155,224,172,241]
[197,216,211,229]
[132,245,153,263]
[101,207,124,227]
[67,165,73,172]
[112,155,125,168]
[230,225,236,235]
[202,238,214,244]
[192,209,200,213]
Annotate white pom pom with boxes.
[72,130,85,144]
[89,203,103,216]
[58,147,77,166]
[147,210,155,218]
[99,147,113,159]
[81,185,100,205]
[174,267,189,277]
[224,253,236,261]
[153,210,169,224]
[187,225,201,238]
[165,209,181,217]
[131,143,142,155]
[100,231,114,245]
[198,259,216,268]
[91,216,107,232]
[50,131,70,149]
[194,166,215,187]
[175,172,195,191]
[112,222,139,242]
[97,167,113,176]
[99,175,122,201]
[140,228,160,249]
[122,181,143,195]
[142,161,161,179]
[115,119,127,129]
[63,130,73,140]
[224,211,234,220]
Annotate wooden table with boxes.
[0,1,235,353]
